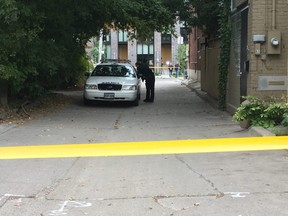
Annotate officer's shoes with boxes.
[143,99,153,103]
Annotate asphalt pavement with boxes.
[0,78,287,216]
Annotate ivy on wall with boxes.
[217,0,231,110]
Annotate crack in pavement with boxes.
[152,193,219,211]
[0,194,36,208]
[36,158,81,200]
[175,155,223,197]
[43,193,221,203]
[113,111,124,130]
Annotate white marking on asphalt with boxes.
[11,198,22,203]
[4,194,25,197]
[49,200,92,216]
[0,194,25,206]
[224,192,250,198]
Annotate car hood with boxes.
[86,76,138,85]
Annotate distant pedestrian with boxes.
[168,64,173,77]
[174,63,179,78]
[135,61,155,102]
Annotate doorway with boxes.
[240,7,249,102]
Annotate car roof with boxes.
[97,62,132,66]
[99,59,131,64]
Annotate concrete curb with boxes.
[249,126,276,137]
[181,78,287,137]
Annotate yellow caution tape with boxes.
[0,136,287,160]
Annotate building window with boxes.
[137,42,154,65]
[104,45,111,59]
[143,44,149,54]
[137,43,154,55]
[137,44,143,54]
[180,28,188,44]
[231,0,236,11]
[118,30,128,43]
[103,33,110,43]
[179,21,189,44]
[161,33,171,44]
[149,44,154,54]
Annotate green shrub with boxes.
[233,96,288,128]
[282,113,288,127]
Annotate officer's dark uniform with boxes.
[136,63,155,102]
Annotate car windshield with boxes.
[91,65,136,78]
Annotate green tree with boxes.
[0,0,44,97]
[178,0,220,37]
[176,44,188,74]
[1,0,182,102]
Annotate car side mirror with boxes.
[85,72,91,77]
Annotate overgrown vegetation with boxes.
[1,0,182,102]
[176,44,188,75]
[1,0,235,111]
[217,0,231,110]
[233,96,288,129]
[179,0,220,37]
[282,113,288,127]
[179,0,231,110]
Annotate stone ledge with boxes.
[249,126,276,137]
[267,126,288,136]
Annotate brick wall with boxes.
[248,0,288,98]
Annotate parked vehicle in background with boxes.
[83,60,141,106]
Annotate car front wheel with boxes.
[132,97,139,106]
[83,97,92,106]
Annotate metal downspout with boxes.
[272,0,276,30]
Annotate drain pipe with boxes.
[98,29,103,63]
[272,0,276,30]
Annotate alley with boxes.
[0,78,287,216]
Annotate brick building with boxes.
[102,21,182,71]
[99,1,287,113]
[190,0,288,113]
[227,0,288,113]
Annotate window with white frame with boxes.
[118,30,128,42]
[231,0,237,11]
[105,45,111,59]
[137,43,154,55]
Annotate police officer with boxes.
[135,61,155,102]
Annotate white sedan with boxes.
[83,61,141,106]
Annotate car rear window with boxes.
[91,65,136,78]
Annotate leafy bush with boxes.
[282,113,288,127]
[233,96,288,128]
[176,44,188,73]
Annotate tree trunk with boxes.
[0,80,8,106]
